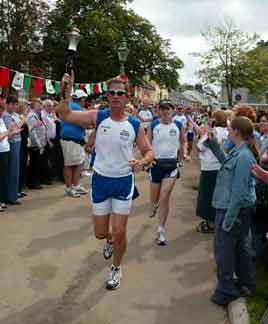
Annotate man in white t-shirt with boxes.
[138,103,153,132]
[173,106,187,128]
[57,74,154,290]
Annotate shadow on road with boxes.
[19,224,90,258]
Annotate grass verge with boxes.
[247,261,268,324]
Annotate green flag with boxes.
[55,81,61,95]
[23,75,32,92]
[101,82,108,92]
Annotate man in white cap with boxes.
[60,89,89,197]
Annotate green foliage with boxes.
[43,0,183,88]
[0,0,183,88]
[247,262,268,324]
[0,0,49,69]
[194,19,260,105]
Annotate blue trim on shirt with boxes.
[174,120,182,131]
[96,109,111,129]
[128,115,140,138]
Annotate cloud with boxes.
[129,0,268,83]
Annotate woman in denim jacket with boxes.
[207,116,259,306]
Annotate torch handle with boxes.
[62,50,75,99]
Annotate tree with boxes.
[0,0,49,69]
[43,0,183,88]
[194,19,259,105]
[237,45,268,101]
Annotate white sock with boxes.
[112,264,121,271]
[157,225,164,233]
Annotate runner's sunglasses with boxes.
[107,90,126,96]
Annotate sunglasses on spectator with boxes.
[108,90,126,96]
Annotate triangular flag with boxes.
[93,83,100,95]
[55,81,61,95]
[79,84,85,90]
[45,79,55,94]
[23,76,32,92]
[0,67,11,88]
[85,84,91,96]
[12,72,25,90]
[33,78,43,95]
[101,82,108,92]
[74,83,79,91]
[90,84,94,95]
[98,83,102,93]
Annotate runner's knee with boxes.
[112,227,126,242]
[94,228,108,240]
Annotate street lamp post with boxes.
[66,27,82,74]
[117,39,129,74]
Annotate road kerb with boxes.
[228,297,250,324]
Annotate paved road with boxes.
[0,158,226,324]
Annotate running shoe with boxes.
[64,188,80,198]
[81,171,91,177]
[156,228,167,246]
[149,204,158,218]
[73,186,88,195]
[106,265,122,290]
[103,240,113,260]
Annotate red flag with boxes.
[0,67,11,88]
[120,74,128,82]
[93,83,100,94]
[33,78,43,95]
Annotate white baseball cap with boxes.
[72,89,88,99]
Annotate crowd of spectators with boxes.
[1,89,268,305]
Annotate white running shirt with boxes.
[151,119,182,159]
[93,110,140,177]
[173,114,187,128]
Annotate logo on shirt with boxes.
[169,129,177,137]
[120,129,130,141]
[101,125,111,134]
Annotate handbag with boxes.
[155,158,178,171]
[256,182,268,209]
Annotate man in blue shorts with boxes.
[57,74,154,290]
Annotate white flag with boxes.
[85,84,91,95]
[12,72,24,90]
[45,79,55,94]
[98,83,103,93]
